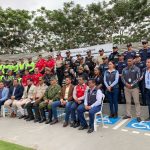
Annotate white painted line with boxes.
[132,131,140,134]
[113,119,129,130]
[121,129,128,132]
[103,126,109,128]
[144,133,150,136]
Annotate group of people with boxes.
[0,39,150,133]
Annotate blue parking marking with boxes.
[126,119,150,131]
[96,115,121,125]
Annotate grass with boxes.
[0,140,34,150]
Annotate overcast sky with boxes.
[0,0,109,11]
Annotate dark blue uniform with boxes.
[116,61,127,103]
[135,61,146,105]
[99,63,108,75]
[109,52,119,63]
[139,48,150,62]
[123,50,136,61]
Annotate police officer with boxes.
[141,58,150,121]
[104,61,119,118]
[99,56,109,75]
[122,58,141,122]
[135,53,146,105]
[124,43,136,62]
[116,53,127,104]
[64,50,73,67]
[109,45,119,63]
[85,50,96,77]
[139,39,150,63]
[73,54,81,73]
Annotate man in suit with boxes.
[0,81,9,110]
[16,78,36,119]
[4,79,24,117]
[51,76,74,126]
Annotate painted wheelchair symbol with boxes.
[96,116,112,124]
[131,121,150,130]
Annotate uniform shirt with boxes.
[139,48,150,62]
[109,51,119,63]
[115,61,127,74]
[99,63,108,75]
[97,54,106,65]
[121,65,140,88]
[123,50,136,61]
[135,61,146,74]
[43,84,61,101]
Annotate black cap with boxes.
[99,49,104,52]
[86,50,91,53]
[66,50,70,54]
[127,43,132,47]
[113,44,118,49]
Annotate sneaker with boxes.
[123,115,131,119]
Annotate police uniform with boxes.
[139,48,150,62]
[123,50,136,61]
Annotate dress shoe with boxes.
[50,119,58,125]
[34,119,40,123]
[137,117,142,122]
[39,119,46,123]
[26,118,34,121]
[78,126,88,130]
[63,122,68,127]
[73,122,80,128]
[70,122,76,127]
[19,115,25,119]
[123,115,131,119]
[109,114,114,118]
[87,128,94,133]
[45,120,52,124]
[24,116,29,120]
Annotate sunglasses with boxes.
[142,42,147,45]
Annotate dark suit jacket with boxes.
[8,85,24,100]
[60,84,74,101]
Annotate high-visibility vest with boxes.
[25,62,35,72]
[19,63,25,70]
[12,64,19,73]
[0,75,4,81]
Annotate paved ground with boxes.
[0,117,149,150]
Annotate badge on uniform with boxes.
[128,78,131,83]
[109,81,111,85]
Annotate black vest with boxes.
[87,88,98,106]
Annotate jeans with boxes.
[77,104,101,128]
[70,102,81,122]
[106,88,119,115]
[145,89,150,117]
[51,100,73,122]
[0,101,5,110]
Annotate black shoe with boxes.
[109,114,114,118]
[114,113,118,118]
[19,115,25,119]
[45,120,52,124]
[26,118,34,121]
[70,122,76,127]
[145,117,150,121]
[123,115,131,119]
[137,117,142,122]
[87,128,94,133]
[78,126,88,130]
[73,122,80,128]
[34,119,40,123]
[50,119,58,125]
[63,122,68,127]
[39,119,46,123]
[24,116,29,120]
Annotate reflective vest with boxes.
[0,65,3,71]
[0,75,4,81]
[19,63,25,70]
[12,64,19,73]
[76,84,87,98]
[25,62,35,72]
